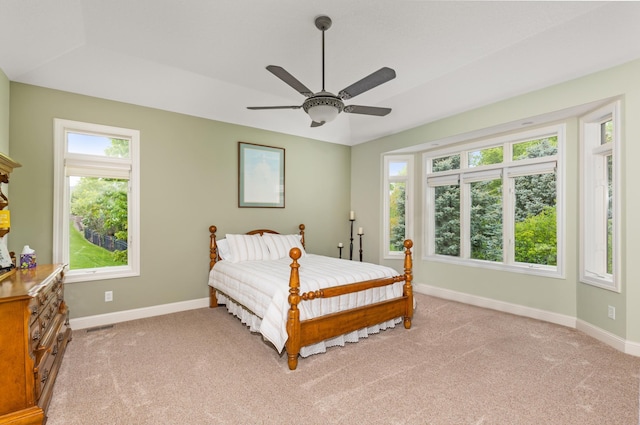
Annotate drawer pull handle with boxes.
[52,345,59,356]
[32,331,40,341]
[41,369,49,384]
[31,306,39,315]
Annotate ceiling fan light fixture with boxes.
[303,94,343,124]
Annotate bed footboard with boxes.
[286,240,413,370]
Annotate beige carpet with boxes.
[47,294,640,425]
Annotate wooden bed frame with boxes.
[208,224,414,370]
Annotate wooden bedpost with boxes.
[299,224,305,248]
[403,239,414,329]
[286,247,302,370]
[209,225,219,308]
[209,225,218,269]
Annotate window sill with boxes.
[65,268,139,283]
[423,254,564,279]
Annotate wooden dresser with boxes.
[0,264,71,425]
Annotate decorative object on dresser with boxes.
[0,153,20,271]
[0,153,20,241]
[208,223,413,370]
[0,264,71,425]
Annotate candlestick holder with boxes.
[358,232,364,262]
[349,219,355,261]
[338,244,343,259]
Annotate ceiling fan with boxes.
[247,15,396,127]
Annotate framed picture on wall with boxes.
[238,142,285,208]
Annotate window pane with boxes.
[601,120,613,145]
[513,136,558,160]
[389,161,407,177]
[434,185,460,256]
[69,176,129,270]
[68,133,130,158]
[432,154,460,172]
[468,146,503,167]
[607,154,613,274]
[470,179,502,261]
[389,182,406,252]
[514,172,557,266]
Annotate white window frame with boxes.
[53,119,140,283]
[423,124,565,278]
[382,155,414,259]
[579,101,621,292]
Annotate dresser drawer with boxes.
[28,297,40,326]
[33,349,56,401]
[37,327,71,415]
[29,319,42,353]
[31,282,65,355]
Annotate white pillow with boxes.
[262,233,306,260]
[225,234,271,263]
[216,238,233,262]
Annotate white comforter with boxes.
[208,254,404,357]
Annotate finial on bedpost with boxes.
[286,247,302,370]
[299,224,305,248]
[209,225,218,270]
[403,239,414,329]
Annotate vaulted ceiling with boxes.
[2,1,640,145]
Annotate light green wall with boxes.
[0,69,8,153]
[7,59,640,345]
[9,83,351,319]
[353,58,640,344]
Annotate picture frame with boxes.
[238,142,285,208]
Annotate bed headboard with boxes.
[209,224,305,269]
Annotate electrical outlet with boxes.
[105,291,113,302]
[607,305,615,320]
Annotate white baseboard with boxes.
[414,283,576,328]
[576,319,640,357]
[575,318,626,353]
[414,283,639,357]
[69,297,210,330]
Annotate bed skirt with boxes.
[216,292,402,358]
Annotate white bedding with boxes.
[208,254,405,357]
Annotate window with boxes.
[580,101,620,291]
[383,155,413,258]
[53,119,140,283]
[424,125,563,277]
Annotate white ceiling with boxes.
[2,1,640,146]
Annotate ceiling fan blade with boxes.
[338,67,396,100]
[247,105,302,110]
[343,105,392,116]
[310,121,325,127]
[266,65,314,97]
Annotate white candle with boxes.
[358,227,363,235]
[338,242,343,248]
[350,211,355,220]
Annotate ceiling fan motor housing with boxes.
[302,92,344,114]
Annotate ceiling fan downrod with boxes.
[315,15,332,92]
